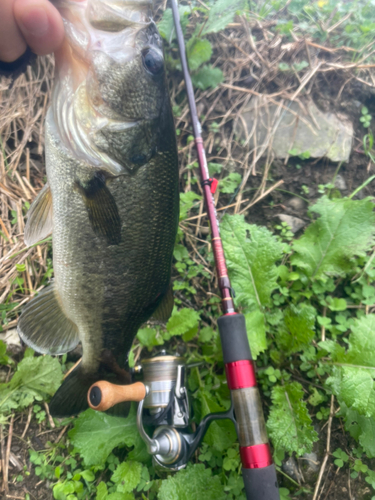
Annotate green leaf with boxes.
[191,65,223,90]
[112,461,142,493]
[221,214,283,311]
[166,308,200,341]
[267,382,318,456]
[203,0,245,34]
[186,37,212,72]
[219,173,242,194]
[346,314,375,367]
[0,354,63,414]
[158,464,226,500]
[327,297,347,311]
[343,406,375,458]
[137,327,164,350]
[244,310,267,359]
[96,481,108,500]
[276,305,316,355]
[0,340,13,366]
[68,406,146,466]
[179,192,202,221]
[326,315,375,418]
[291,197,375,279]
[107,493,134,500]
[327,366,375,418]
[158,6,190,43]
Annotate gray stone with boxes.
[286,197,306,212]
[299,452,320,482]
[334,174,347,191]
[276,214,306,233]
[282,456,303,483]
[235,97,353,162]
[0,328,20,346]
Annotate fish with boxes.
[18,0,179,418]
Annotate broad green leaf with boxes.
[202,0,246,34]
[267,382,318,456]
[276,305,316,354]
[344,406,375,458]
[221,214,283,310]
[158,6,190,43]
[292,197,375,279]
[346,314,375,366]
[112,461,142,493]
[137,327,164,350]
[219,173,242,194]
[327,366,375,418]
[326,315,375,418]
[0,354,63,414]
[192,65,224,90]
[108,494,134,500]
[186,37,212,71]
[179,192,202,221]
[244,310,267,359]
[68,406,146,466]
[158,464,226,500]
[166,307,200,341]
[96,482,108,500]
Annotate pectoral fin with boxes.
[24,183,53,246]
[152,283,174,322]
[17,283,79,355]
[76,172,121,245]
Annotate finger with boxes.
[14,0,65,57]
[0,0,27,62]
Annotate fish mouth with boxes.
[50,0,158,175]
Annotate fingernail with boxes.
[20,8,49,37]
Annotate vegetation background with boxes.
[1,0,375,499]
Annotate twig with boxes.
[21,406,33,439]
[0,425,5,493]
[44,402,55,429]
[312,395,335,500]
[4,415,14,495]
[184,197,250,221]
[55,426,68,444]
[239,180,284,214]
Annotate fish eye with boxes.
[142,48,164,76]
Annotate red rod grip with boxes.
[225,360,257,389]
[240,443,273,469]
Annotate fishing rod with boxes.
[86,2,280,498]
[169,1,280,498]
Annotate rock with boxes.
[334,174,347,191]
[282,456,303,483]
[276,214,306,233]
[0,328,21,346]
[235,97,353,162]
[286,196,306,212]
[299,452,320,482]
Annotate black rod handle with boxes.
[242,465,280,500]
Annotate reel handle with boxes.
[87,381,146,412]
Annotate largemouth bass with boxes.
[18,0,179,417]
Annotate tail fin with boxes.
[49,363,131,418]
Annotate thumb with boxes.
[14,0,65,57]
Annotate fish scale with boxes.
[18,0,179,417]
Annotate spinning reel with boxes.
[88,351,234,471]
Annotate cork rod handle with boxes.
[87,381,146,412]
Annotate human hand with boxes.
[0,0,64,63]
